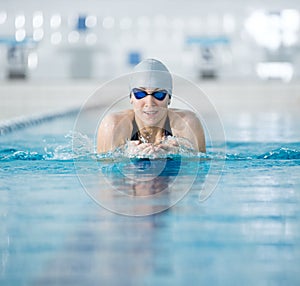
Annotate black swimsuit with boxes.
[130,116,173,141]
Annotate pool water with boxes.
[0,113,300,285]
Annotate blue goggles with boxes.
[131,88,169,101]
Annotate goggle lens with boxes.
[132,88,168,101]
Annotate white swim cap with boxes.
[129,58,173,95]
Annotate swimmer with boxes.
[97,58,206,157]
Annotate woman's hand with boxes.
[153,139,180,154]
[125,141,156,157]
[154,137,195,155]
[124,137,196,158]
[126,140,179,157]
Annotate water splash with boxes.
[256,147,300,160]
[0,131,95,162]
[0,149,45,161]
[49,131,95,161]
[0,136,300,162]
[105,136,204,160]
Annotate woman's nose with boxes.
[144,95,156,106]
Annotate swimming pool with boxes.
[1,104,300,285]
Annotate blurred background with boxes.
[1,0,300,81]
[0,0,300,122]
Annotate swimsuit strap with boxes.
[131,117,139,141]
[130,116,173,140]
[164,115,173,137]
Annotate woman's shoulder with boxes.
[98,110,134,132]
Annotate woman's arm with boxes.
[97,111,133,153]
[168,109,206,153]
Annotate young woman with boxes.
[97,59,206,156]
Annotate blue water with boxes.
[1,114,300,285]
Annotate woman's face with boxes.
[130,87,170,127]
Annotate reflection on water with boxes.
[107,158,181,196]
[79,157,207,216]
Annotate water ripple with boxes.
[0,136,300,162]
